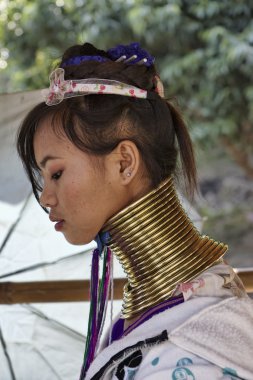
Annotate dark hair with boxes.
[17,42,197,205]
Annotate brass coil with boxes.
[103,177,228,319]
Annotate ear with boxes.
[108,140,141,184]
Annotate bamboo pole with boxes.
[0,279,126,304]
[234,268,253,293]
[0,270,252,304]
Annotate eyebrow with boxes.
[39,155,62,169]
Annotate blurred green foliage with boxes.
[0,0,253,175]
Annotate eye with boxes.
[51,170,62,180]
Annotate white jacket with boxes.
[86,263,253,380]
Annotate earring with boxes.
[126,169,132,177]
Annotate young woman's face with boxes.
[33,122,131,245]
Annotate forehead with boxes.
[33,120,73,163]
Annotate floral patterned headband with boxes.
[43,68,149,106]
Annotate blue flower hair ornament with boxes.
[62,42,155,68]
[107,42,155,67]
[62,55,109,67]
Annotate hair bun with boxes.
[80,42,109,58]
[59,42,157,91]
[61,43,110,67]
[61,42,154,69]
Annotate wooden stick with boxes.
[0,270,252,304]
[234,269,253,293]
[0,279,126,304]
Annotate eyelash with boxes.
[51,170,62,180]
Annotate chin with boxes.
[63,231,95,246]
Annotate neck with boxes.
[103,177,228,320]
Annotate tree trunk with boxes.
[220,135,253,179]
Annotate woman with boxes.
[17,42,253,380]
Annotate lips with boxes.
[49,214,65,231]
[54,220,65,231]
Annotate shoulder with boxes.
[135,297,253,380]
[169,296,253,380]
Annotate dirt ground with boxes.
[192,145,253,268]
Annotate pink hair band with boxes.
[43,68,148,106]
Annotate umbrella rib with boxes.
[0,250,90,279]
[0,325,17,380]
[23,304,86,339]
[32,345,62,380]
[0,192,32,255]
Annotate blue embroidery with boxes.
[222,367,238,378]
[124,366,139,380]
[151,357,159,366]
[177,358,193,366]
[172,367,195,380]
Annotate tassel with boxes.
[79,233,112,379]
[79,248,99,379]
[95,247,112,354]
[109,253,114,345]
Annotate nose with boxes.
[39,187,57,208]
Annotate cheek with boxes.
[61,168,112,230]
[64,178,100,213]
